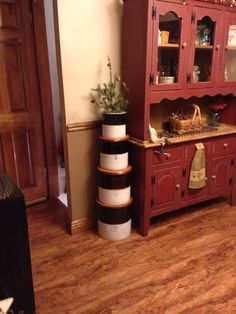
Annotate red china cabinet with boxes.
[122,0,236,235]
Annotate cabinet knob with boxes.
[225,46,229,51]
[216,44,220,51]
[205,177,208,181]
[182,42,187,49]
[212,175,216,180]
[223,143,228,148]
[176,184,180,189]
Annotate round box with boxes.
[98,186,131,205]
[98,219,131,241]
[102,112,126,139]
[100,138,129,171]
[97,198,132,224]
[97,166,131,205]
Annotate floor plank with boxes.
[27,198,236,314]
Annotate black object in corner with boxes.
[0,174,35,314]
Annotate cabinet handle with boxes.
[223,143,228,148]
[182,42,187,49]
[154,151,171,159]
[216,44,220,51]
[176,184,180,189]
[212,175,216,180]
[163,152,171,159]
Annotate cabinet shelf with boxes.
[158,43,179,48]
[195,44,213,49]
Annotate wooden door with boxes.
[187,6,222,89]
[210,156,234,195]
[152,1,188,91]
[152,166,181,212]
[220,12,236,87]
[0,0,47,203]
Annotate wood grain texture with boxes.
[28,198,236,313]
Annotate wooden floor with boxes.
[27,198,236,314]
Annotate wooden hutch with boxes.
[122,0,236,235]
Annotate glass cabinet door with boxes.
[151,2,187,91]
[221,13,236,86]
[187,7,221,88]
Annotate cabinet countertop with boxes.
[129,124,236,148]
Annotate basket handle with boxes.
[192,104,202,122]
[176,106,184,117]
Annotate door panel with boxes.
[187,7,222,89]
[153,166,181,210]
[210,156,233,194]
[152,1,188,91]
[221,12,236,87]
[0,0,47,202]
[3,42,27,111]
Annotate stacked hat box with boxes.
[97,113,132,241]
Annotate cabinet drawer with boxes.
[184,142,210,159]
[153,147,182,164]
[212,138,235,155]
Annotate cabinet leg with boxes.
[139,214,150,237]
[231,191,236,206]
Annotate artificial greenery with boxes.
[91,56,129,113]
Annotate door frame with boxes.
[31,0,59,199]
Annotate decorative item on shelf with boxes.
[196,25,206,45]
[207,101,227,127]
[201,28,211,46]
[91,56,129,139]
[231,0,236,7]
[192,65,200,82]
[197,25,211,46]
[228,24,236,46]
[200,65,211,82]
[160,30,170,44]
[160,76,175,84]
[224,68,229,81]
[158,29,161,44]
[169,104,207,134]
[149,124,166,145]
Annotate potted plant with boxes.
[91,56,129,139]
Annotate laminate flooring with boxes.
[27,198,236,314]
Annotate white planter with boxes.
[98,186,131,205]
[102,124,126,139]
[98,219,131,241]
[100,152,128,170]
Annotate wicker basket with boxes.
[169,104,207,134]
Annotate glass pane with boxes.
[193,16,215,82]
[225,22,236,82]
[157,11,181,85]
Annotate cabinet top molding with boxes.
[122,0,236,7]
[197,0,236,7]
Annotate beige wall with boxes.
[57,0,123,123]
[56,0,124,226]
